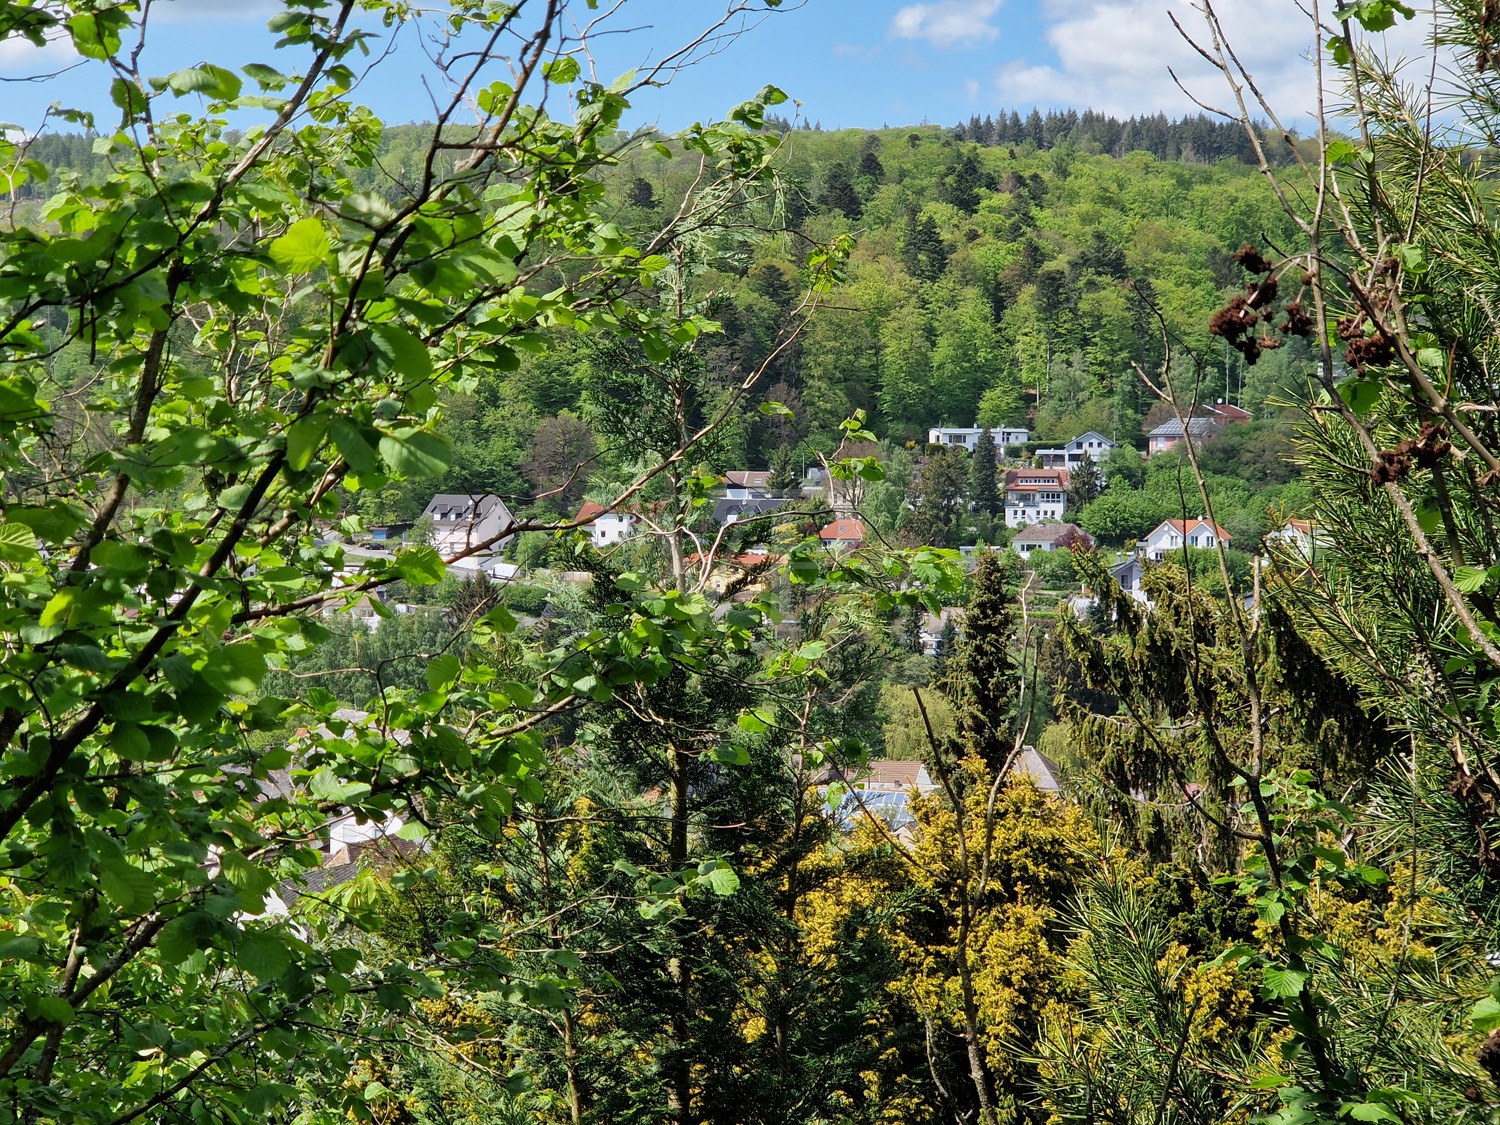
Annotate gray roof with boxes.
[421,492,512,521]
[1147,416,1221,439]
[1009,746,1063,792]
[1013,521,1082,545]
[712,497,789,525]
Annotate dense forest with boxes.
[1,2,1499,1125]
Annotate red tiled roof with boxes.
[576,501,606,522]
[818,518,865,542]
[1003,468,1070,490]
[1158,518,1232,543]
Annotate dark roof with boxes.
[1012,521,1082,545]
[712,497,788,525]
[1147,416,1221,439]
[422,493,510,520]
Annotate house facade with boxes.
[722,470,774,499]
[576,501,642,549]
[1145,415,1223,456]
[1146,403,1252,456]
[1265,517,1325,559]
[927,425,1030,454]
[1012,521,1087,556]
[1036,431,1116,469]
[1140,518,1232,560]
[421,493,515,556]
[818,517,865,550]
[1003,467,1070,528]
[712,496,788,526]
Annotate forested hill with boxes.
[607,116,1309,460]
[16,112,1307,491]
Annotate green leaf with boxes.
[165,64,242,101]
[378,429,452,479]
[737,707,773,734]
[364,323,433,383]
[24,994,75,1026]
[239,930,292,981]
[1326,140,1359,165]
[285,414,329,471]
[269,217,330,273]
[1337,378,1380,416]
[1455,565,1490,593]
[1342,1103,1400,1122]
[1473,994,1500,1032]
[0,935,41,961]
[0,522,38,562]
[330,417,381,474]
[544,56,580,83]
[1262,965,1309,999]
[393,545,446,585]
[699,860,740,896]
[425,653,462,692]
[67,10,127,59]
[99,854,156,914]
[201,643,268,697]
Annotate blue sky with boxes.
[0,1,1431,137]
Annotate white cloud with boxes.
[991,1,1440,125]
[965,77,981,101]
[0,31,78,78]
[832,41,880,60]
[889,0,1004,50]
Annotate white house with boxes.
[576,501,642,548]
[927,425,1030,454]
[1037,431,1116,470]
[1004,467,1069,529]
[1012,521,1088,557]
[818,517,866,551]
[1140,518,1232,560]
[722,470,774,499]
[1265,518,1325,559]
[421,493,515,556]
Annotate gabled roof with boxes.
[723,470,772,488]
[1206,403,1252,423]
[1004,467,1070,489]
[1010,746,1063,793]
[712,497,788,525]
[575,501,639,524]
[422,492,510,521]
[818,518,865,543]
[1067,431,1115,447]
[1146,416,1222,439]
[1147,518,1232,544]
[1013,521,1084,545]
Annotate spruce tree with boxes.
[903,213,949,282]
[945,149,984,213]
[971,428,999,518]
[942,552,1019,771]
[1066,458,1103,511]
[820,162,863,218]
[767,444,800,496]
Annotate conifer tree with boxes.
[767,443,800,496]
[972,428,999,518]
[942,552,1020,771]
[820,162,863,218]
[1065,458,1103,511]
